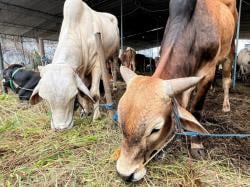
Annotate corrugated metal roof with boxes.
[0,0,250,49]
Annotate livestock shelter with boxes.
[0,0,250,186]
[1,0,250,48]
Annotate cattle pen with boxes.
[0,82,250,186]
[0,0,250,186]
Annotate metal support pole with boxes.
[95,33,113,118]
[120,0,124,52]
[233,0,243,89]
[0,42,5,93]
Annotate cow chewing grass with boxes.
[0,92,249,186]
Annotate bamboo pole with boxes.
[112,57,118,91]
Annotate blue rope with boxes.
[112,112,118,123]
[176,131,250,137]
[99,103,114,110]
[99,103,118,123]
[172,98,183,131]
[172,98,250,138]
[103,98,250,138]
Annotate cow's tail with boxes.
[154,0,197,76]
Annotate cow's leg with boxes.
[191,70,215,120]
[189,67,216,159]
[18,87,30,101]
[132,60,136,72]
[210,65,219,92]
[75,76,94,117]
[222,58,232,112]
[189,136,205,160]
[181,87,195,109]
[90,63,101,120]
[77,95,92,117]
[240,65,247,82]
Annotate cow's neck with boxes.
[153,45,196,80]
[52,37,82,71]
[152,0,199,80]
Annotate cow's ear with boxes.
[75,74,94,103]
[30,83,43,105]
[120,66,137,84]
[177,105,208,133]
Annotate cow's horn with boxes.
[164,76,204,96]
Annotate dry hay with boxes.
[0,82,249,186]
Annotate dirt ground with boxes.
[202,81,250,174]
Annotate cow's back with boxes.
[93,11,120,59]
[53,0,119,73]
[205,0,236,60]
[154,0,236,80]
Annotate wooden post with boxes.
[112,57,118,91]
[95,33,113,118]
[38,38,45,66]
[120,0,124,52]
[0,42,5,93]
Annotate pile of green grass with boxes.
[0,94,249,186]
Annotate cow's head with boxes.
[116,66,208,182]
[30,64,93,130]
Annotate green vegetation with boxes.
[0,94,249,186]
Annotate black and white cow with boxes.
[3,64,40,100]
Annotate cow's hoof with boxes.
[222,101,230,113]
[190,148,206,160]
[93,110,101,121]
[222,107,230,113]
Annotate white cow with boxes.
[238,48,250,81]
[30,0,119,129]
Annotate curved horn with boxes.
[164,76,204,97]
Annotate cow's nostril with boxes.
[117,171,134,182]
[123,173,134,182]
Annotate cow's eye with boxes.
[150,128,160,135]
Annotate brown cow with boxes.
[116,0,237,182]
[120,47,136,71]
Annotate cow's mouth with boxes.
[51,117,74,130]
